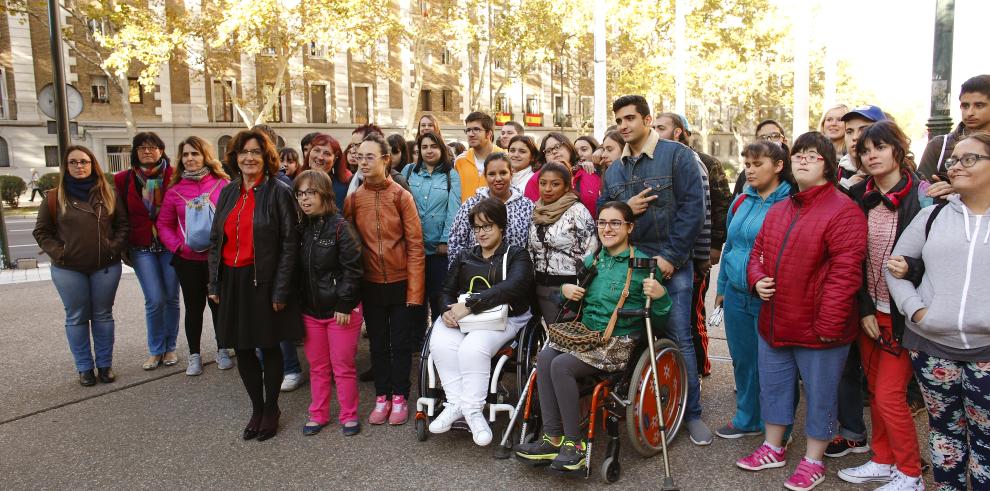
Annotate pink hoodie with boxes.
[158,173,228,261]
[524,166,601,217]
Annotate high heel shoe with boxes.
[256,410,281,442]
[242,414,262,440]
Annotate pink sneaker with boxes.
[388,395,408,425]
[368,395,391,425]
[784,458,826,491]
[736,443,787,471]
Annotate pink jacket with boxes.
[158,173,228,261]
[524,167,601,217]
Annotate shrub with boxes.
[0,175,27,208]
[36,172,60,193]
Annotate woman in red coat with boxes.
[735,132,867,491]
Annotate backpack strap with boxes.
[925,201,948,239]
[730,194,748,216]
[47,189,57,222]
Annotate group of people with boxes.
[31,73,990,491]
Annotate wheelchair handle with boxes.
[617,308,649,319]
[627,257,653,269]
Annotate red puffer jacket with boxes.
[747,183,867,348]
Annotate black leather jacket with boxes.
[208,176,299,303]
[297,213,363,318]
[440,242,533,317]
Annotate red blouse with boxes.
[221,186,255,267]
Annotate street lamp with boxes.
[926,0,955,139]
[47,0,71,160]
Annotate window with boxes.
[493,57,504,71]
[87,19,108,38]
[710,140,721,157]
[90,75,109,103]
[127,78,142,104]
[260,46,277,56]
[728,139,737,157]
[308,42,327,59]
[494,93,509,113]
[105,145,130,173]
[212,80,234,122]
[440,47,452,65]
[525,96,539,114]
[353,85,371,124]
[442,90,454,112]
[44,146,59,167]
[217,136,232,157]
[310,84,328,124]
[264,84,283,123]
[420,89,432,111]
[0,137,8,167]
[0,68,9,119]
[580,96,593,119]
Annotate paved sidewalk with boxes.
[0,262,134,285]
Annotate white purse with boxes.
[457,250,510,333]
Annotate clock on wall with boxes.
[38,83,84,120]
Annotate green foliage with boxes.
[0,175,27,208]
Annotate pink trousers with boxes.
[303,307,362,425]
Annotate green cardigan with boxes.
[575,246,672,337]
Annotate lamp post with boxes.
[47,0,71,159]
[926,0,955,139]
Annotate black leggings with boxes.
[171,256,219,354]
[235,347,283,416]
[537,346,604,440]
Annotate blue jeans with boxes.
[665,262,702,420]
[723,286,763,432]
[281,340,302,375]
[131,248,180,356]
[50,264,122,371]
[758,335,849,441]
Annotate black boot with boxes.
[97,367,116,384]
[78,370,96,387]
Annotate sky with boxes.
[803,0,988,152]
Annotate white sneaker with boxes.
[185,353,202,376]
[216,349,234,370]
[280,372,302,392]
[428,403,463,434]
[874,470,924,491]
[839,460,894,484]
[464,410,492,446]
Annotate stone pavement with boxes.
[0,270,934,490]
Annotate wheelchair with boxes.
[495,259,688,487]
[414,315,545,442]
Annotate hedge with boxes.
[0,175,27,208]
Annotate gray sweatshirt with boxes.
[887,195,990,350]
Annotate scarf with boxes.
[533,191,579,225]
[133,158,167,221]
[182,167,210,182]
[64,174,96,202]
[863,171,912,210]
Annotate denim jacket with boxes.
[401,163,461,255]
[597,130,705,267]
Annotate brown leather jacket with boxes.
[344,176,426,305]
[34,188,129,273]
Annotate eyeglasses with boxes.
[238,149,264,157]
[471,223,495,233]
[464,127,483,135]
[545,143,564,154]
[294,189,318,199]
[67,159,92,167]
[945,153,990,169]
[758,132,784,142]
[596,219,630,230]
[791,153,825,163]
[354,153,385,163]
[136,145,160,153]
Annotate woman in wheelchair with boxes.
[428,197,534,446]
[514,201,671,472]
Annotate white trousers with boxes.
[429,311,531,413]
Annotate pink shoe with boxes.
[368,395,391,425]
[388,395,408,425]
[736,443,787,471]
[784,459,826,491]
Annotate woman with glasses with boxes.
[514,201,671,472]
[528,162,598,325]
[713,140,792,440]
[208,128,301,442]
[447,152,535,263]
[114,132,181,370]
[526,132,601,216]
[427,197,534,446]
[735,132,867,491]
[34,146,128,386]
[157,136,231,376]
[833,120,929,489]
[886,132,990,491]
[293,170,364,437]
[344,134,425,427]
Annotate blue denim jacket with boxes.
[598,131,705,267]
[402,163,461,255]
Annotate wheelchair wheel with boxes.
[600,456,621,483]
[416,417,428,442]
[625,338,688,457]
[515,318,545,395]
[417,325,434,400]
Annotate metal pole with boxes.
[673,0,686,115]
[926,0,955,139]
[48,0,71,160]
[593,1,607,141]
[0,198,10,269]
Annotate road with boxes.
[0,267,935,490]
[2,212,47,263]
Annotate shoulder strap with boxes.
[601,246,635,341]
[925,201,949,239]
[730,194,748,216]
[502,246,509,281]
[403,164,413,182]
[936,134,950,174]
[47,190,57,221]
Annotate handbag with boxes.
[546,247,635,353]
[457,249,510,333]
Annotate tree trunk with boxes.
[113,73,137,138]
[252,48,293,127]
